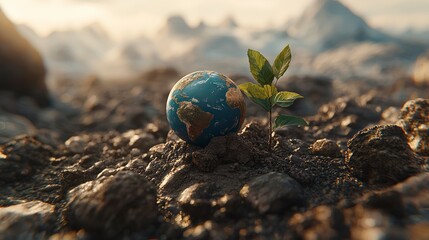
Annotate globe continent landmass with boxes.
[166,71,246,146]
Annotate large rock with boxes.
[240,172,305,214]
[0,8,49,106]
[0,201,55,240]
[65,171,158,237]
[346,125,422,185]
[399,98,429,156]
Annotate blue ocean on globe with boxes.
[166,71,246,147]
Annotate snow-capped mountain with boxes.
[287,0,392,51]
[280,0,428,80]
[158,15,201,38]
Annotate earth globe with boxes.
[166,71,246,147]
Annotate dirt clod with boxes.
[346,125,423,185]
[240,172,305,214]
[311,138,342,157]
[65,171,158,237]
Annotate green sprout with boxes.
[239,44,308,153]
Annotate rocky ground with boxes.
[0,68,428,240]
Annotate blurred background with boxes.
[1,0,429,81]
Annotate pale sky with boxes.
[1,0,428,40]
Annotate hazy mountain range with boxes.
[16,0,429,81]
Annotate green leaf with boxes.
[263,84,278,97]
[272,45,291,79]
[274,115,308,129]
[273,91,303,108]
[239,82,277,111]
[247,49,275,85]
[264,84,278,107]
